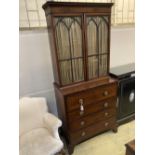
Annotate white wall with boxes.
[19,26,135,115]
[110,26,135,67]
[19,29,57,115]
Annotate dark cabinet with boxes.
[119,77,135,119]
[110,63,135,124]
[43,2,117,154]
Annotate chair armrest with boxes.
[43,113,62,139]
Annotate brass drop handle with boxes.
[104,102,108,108]
[81,131,86,137]
[79,99,84,111]
[80,121,85,126]
[80,103,84,111]
[105,112,108,116]
[103,91,108,96]
[79,99,84,115]
[105,122,109,127]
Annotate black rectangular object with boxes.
[110,63,135,124]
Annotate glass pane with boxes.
[72,58,84,82]
[87,16,109,55]
[70,21,82,58]
[99,54,108,76]
[87,19,97,55]
[54,17,82,60]
[59,60,72,85]
[98,18,108,54]
[55,19,70,60]
[88,56,98,79]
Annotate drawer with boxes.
[69,117,116,144]
[69,109,116,131]
[68,97,117,122]
[66,83,117,112]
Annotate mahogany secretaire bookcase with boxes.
[43,2,118,154]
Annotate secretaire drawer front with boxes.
[69,109,116,131]
[66,84,117,112]
[69,117,116,144]
[68,97,116,122]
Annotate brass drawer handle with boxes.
[105,122,109,127]
[80,121,85,126]
[81,131,86,137]
[80,103,84,112]
[79,99,84,115]
[104,102,108,108]
[103,91,109,96]
[105,112,108,116]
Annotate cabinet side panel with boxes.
[54,85,69,141]
[107,13,112,74]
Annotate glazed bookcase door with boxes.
[54,16,84,85]
[86,15,109,80]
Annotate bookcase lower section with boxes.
[54,77,118,154]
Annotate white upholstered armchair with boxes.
[19,97,63,155]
